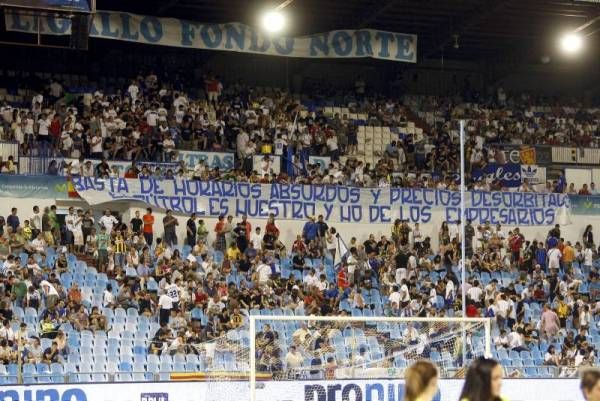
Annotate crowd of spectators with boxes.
[0,72,598,192]
[0,72,599,379]
[0,193,597,379]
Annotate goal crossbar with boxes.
[249,316,492,401]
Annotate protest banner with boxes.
[71,177,569,225]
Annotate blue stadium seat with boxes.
[22,363,36,384]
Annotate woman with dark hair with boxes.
[459,357,505,401]
[583,225,594,248]
[581,369,600,401]
[404,360,439,401]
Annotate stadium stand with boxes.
[0,70,598,385]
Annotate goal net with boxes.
[248,316,491,401]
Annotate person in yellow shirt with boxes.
[226,242,241,261]
[22,220,32,241]
[403,360,439,401]
[562,241,575,270]
[459,357,507,401]
[557,295,570,329]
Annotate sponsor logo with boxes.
[304,383,441,401]
[0,388,87,401]
[141,393,168,401]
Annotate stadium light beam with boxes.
[560,32,584,55]
[261,10,286,33]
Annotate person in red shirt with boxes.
[142,207,154,246]
[466,301,479,317]
[292,235,307,253]
[49,115,61,144]
[337,265,349,290]
[124,167,138,179]
[509,228,524,267]
[265,215,280,238]
[214,215,226,252]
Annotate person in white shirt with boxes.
[256,261,272,285]
[37,113,50,140]
[158,293,173,326]
[403,323,419,344]
[326,134,339,160]
[467,280,483,305]
[399,279,411,307]
[144,107,159,127]
[285,345,304,376]
[99,209,119,234]
[29,206,41,238]
[445,279,455,305]
[82,161,94,177]
[548,247,562,271]
[65,207,76,253]
[40,280,59,308]
[236,130,249,159]
[484,280,497,303]
[163,136,176,161]
[274,134,286,156]
[72,209,84,253]
[90,133,103,158]
[31,233,47,255]
[250,227,262,251]
[507,328,526,351]
[50,81,63,99]
[127,81,139,101]
[388,286,401,306]
[583,245,594,276]
[303,269,319,289]
[494,330,509,348]
[495,294,510,329]
[0,320,15,344]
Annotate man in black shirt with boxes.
[395,250,408,270]
[233,222,248,253]
[186,213,197,247]
[292,250,306,270]
[316,215,328,245]
[129,210,143,235]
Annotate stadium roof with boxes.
[97,0,600,62]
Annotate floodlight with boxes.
[261,10,286,33]
[560,33,583,54]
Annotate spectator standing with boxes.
[162,210,179,247]
[186,213,197,247]
[130,210,143,236]
[158,292,173,326]
[96,226,110,273]
[302,216,318,244]
[143,208,155,246]
[214,215,226,252]
[99,209,119,235]
[6,208,19,232]
[540,304,560,340]
[29,206,41,239]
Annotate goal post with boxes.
[249,315,491,401]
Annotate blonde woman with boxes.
[403,360,439,401]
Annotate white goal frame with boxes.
[249,315,491,401]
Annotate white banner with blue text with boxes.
[4,10,417,63]
[71,177,570,225]
[0,379,585,401]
